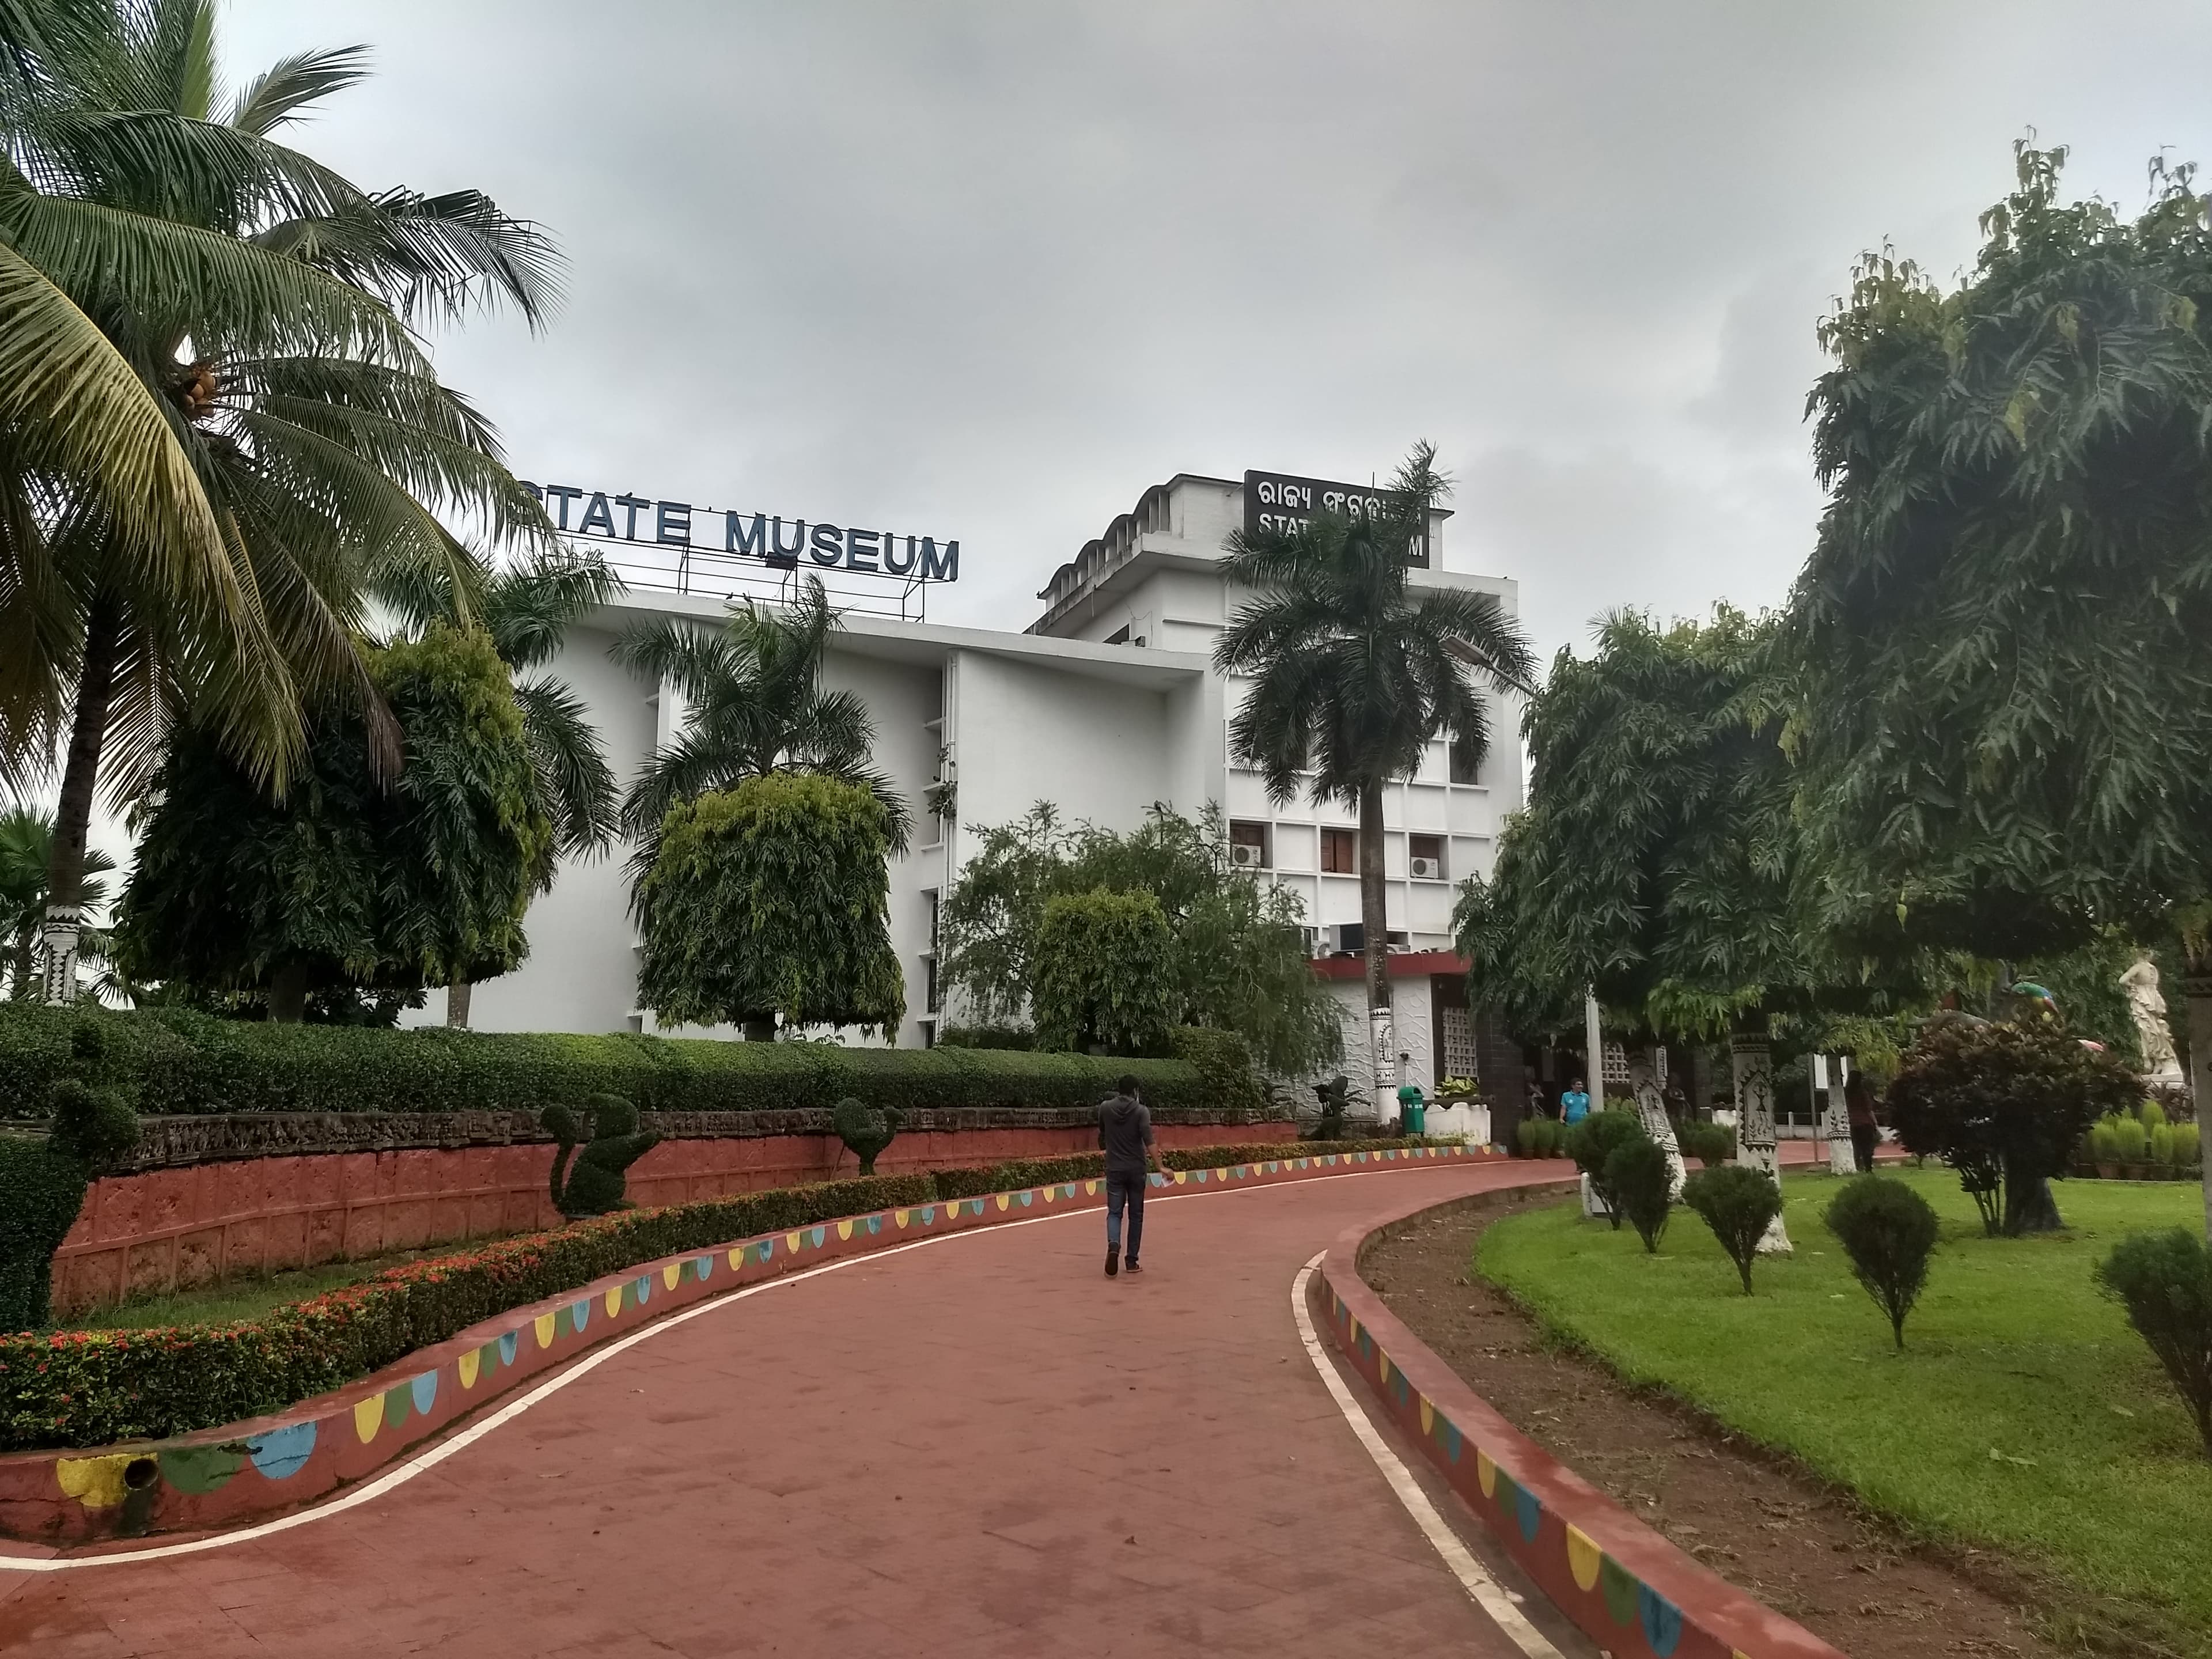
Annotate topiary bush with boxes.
[1566,1111,1647,1228]
[1673,1119,1738,1166]
[2150,1121,2176,1168]
[831,1096,903,1175]
[2095,1229,2212,1457]
[1824,1175,1941,1349]
[1605,1137,1675,1253]
[1682,1164,1785,1294]
[2089,1117,2124,1167]
[543,1095,662,1218]
[0,1021,141,1331]
[2114,1115,2150,1164]
[2175,1122,2202,1170]
[1305,1074,1353,1141]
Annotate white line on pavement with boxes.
[1290,1251,1565,1658]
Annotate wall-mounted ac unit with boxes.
[1230,842,1264,869]
[1408,856,1441,880]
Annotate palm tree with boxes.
[1213,443,1536,1115]
[380,548,623,1025]
[615,574,912,885]
[0,1,559,1002]
[0,804,113,998]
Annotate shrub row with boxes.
[0,1004,1228,1121]
[931,1137,1431,1199]
[1,1138,1431,1450]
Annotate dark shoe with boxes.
[1105,1248,1120,1277]
[1125,1258,1142,1274]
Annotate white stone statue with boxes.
[2121,952,2187,1087]
[1728,1034,1793,1254]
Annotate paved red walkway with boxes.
[0,1160,1569,1658]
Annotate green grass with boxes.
[56,1249,446,1332]
[1478,1166,2212,1654]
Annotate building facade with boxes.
[426,470,1526,1101]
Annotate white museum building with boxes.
[415,467,1530,1105]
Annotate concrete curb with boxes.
[0,1142,1500,1550]
[1312,1187,1849,1659]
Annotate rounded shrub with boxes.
[1824,1176,1940,1348]
[2115,1115,2150,1164]
[2089,1117,2124,1166]
[1605,1137,1675,1253]
[2094,1229,2212,1457]
[2149,1122,2176,1169]
[2174,1123,2202,1170]
[2140,1100,2169,1132]
[1566,1111,1648,1229]
[1681,1164,1783,1294]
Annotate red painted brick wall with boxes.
[50,1121,1296,1314]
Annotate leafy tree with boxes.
[0,1,557,1005]
[1032,889,1177,1055]
[380,548,621,1024]
[938,802,1341,1076]
[1825,1176,1941,1350]
[1787,143,2212,1232]
[615,574,910,881]
[635,773,904,1041]
[1,806,112,999]
[115,625,554,1018]
[1565,1111,1646,1231]
[1887,1015,2138,1236]
[1214,442,1535,1115]
[1457,607,1919,1251]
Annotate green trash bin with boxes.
[1396,1082,1426,1137]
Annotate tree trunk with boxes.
[41,597,122,1005]
[1358,780,1393,1120]
[447,977,474,1029]
[2187,968,2211,1240]
[1823,1054,1858,1176]
[1728,1028,1792,1253]
[268,959,308,1024]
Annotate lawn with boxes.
[1478,1165,2212,1656]
[56,1248,452,1332]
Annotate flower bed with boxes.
[2,1137,1431,1453]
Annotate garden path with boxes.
[1,1158,1593,1658]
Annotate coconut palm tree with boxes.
[380,548,623,1024]
[615,574,912,886]
[0,804,113,998]
[0,1,559,1002]
[1213,442,1536,1115]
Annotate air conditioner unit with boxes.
[1408,856,1441,880]
[1335,923,1365,955]
[1230,842,1264,869]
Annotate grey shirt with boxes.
[1098,1093,1156,1177]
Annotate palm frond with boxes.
[226,44,368,137]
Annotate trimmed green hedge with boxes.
[0,1004,1219,1120]
[932,1137,1433,1199]
[0,1173,933,1452]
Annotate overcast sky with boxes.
[200,0,2212,664]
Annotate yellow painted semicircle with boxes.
[1418,1399,1434,1435]
[662,1263,680,1291]
[785,1232,802,1252]
[1566,1524,1603,1592]
[459,1349,480,1389]
[354,1396,383,1444]
[1476,1449,1497,1498]
[55,1455,132,1509]
[729,1248,744,1269]
[994,1194,1010,1211]
[604,1286,622,1318]
[535,1312,557,1348]
[894,1209,909,1228]
[837,1219,854,1241]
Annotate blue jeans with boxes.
[1105,1169,1147,1258]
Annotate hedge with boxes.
[0,1004,1224,1121]
[0,1137,1437,1451]
[931,1137,1439,1199]
[0,1173,933,1452]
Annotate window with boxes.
[1449,735,1481,786]
[1408,834,1444,880]
[1229,820,1270,870]
[1105,624,1130,645]
[1321,827,1356,874]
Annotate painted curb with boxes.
[1314,1196,1847,1659]
[1,1143,1501,1547]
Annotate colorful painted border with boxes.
[1313,1206,1845,1659]
[1,1142,1500,1547]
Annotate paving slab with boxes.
[0,1159,1574,1658]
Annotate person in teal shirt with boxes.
[1560,1080,1591,1124]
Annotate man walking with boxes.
[1100,1074,1169,1277]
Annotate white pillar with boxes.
[1822,1055,1858,1175]
[1729,1032,1793,1253]
[1584,989,1604,1113]
[1628,1048,1687,1199]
